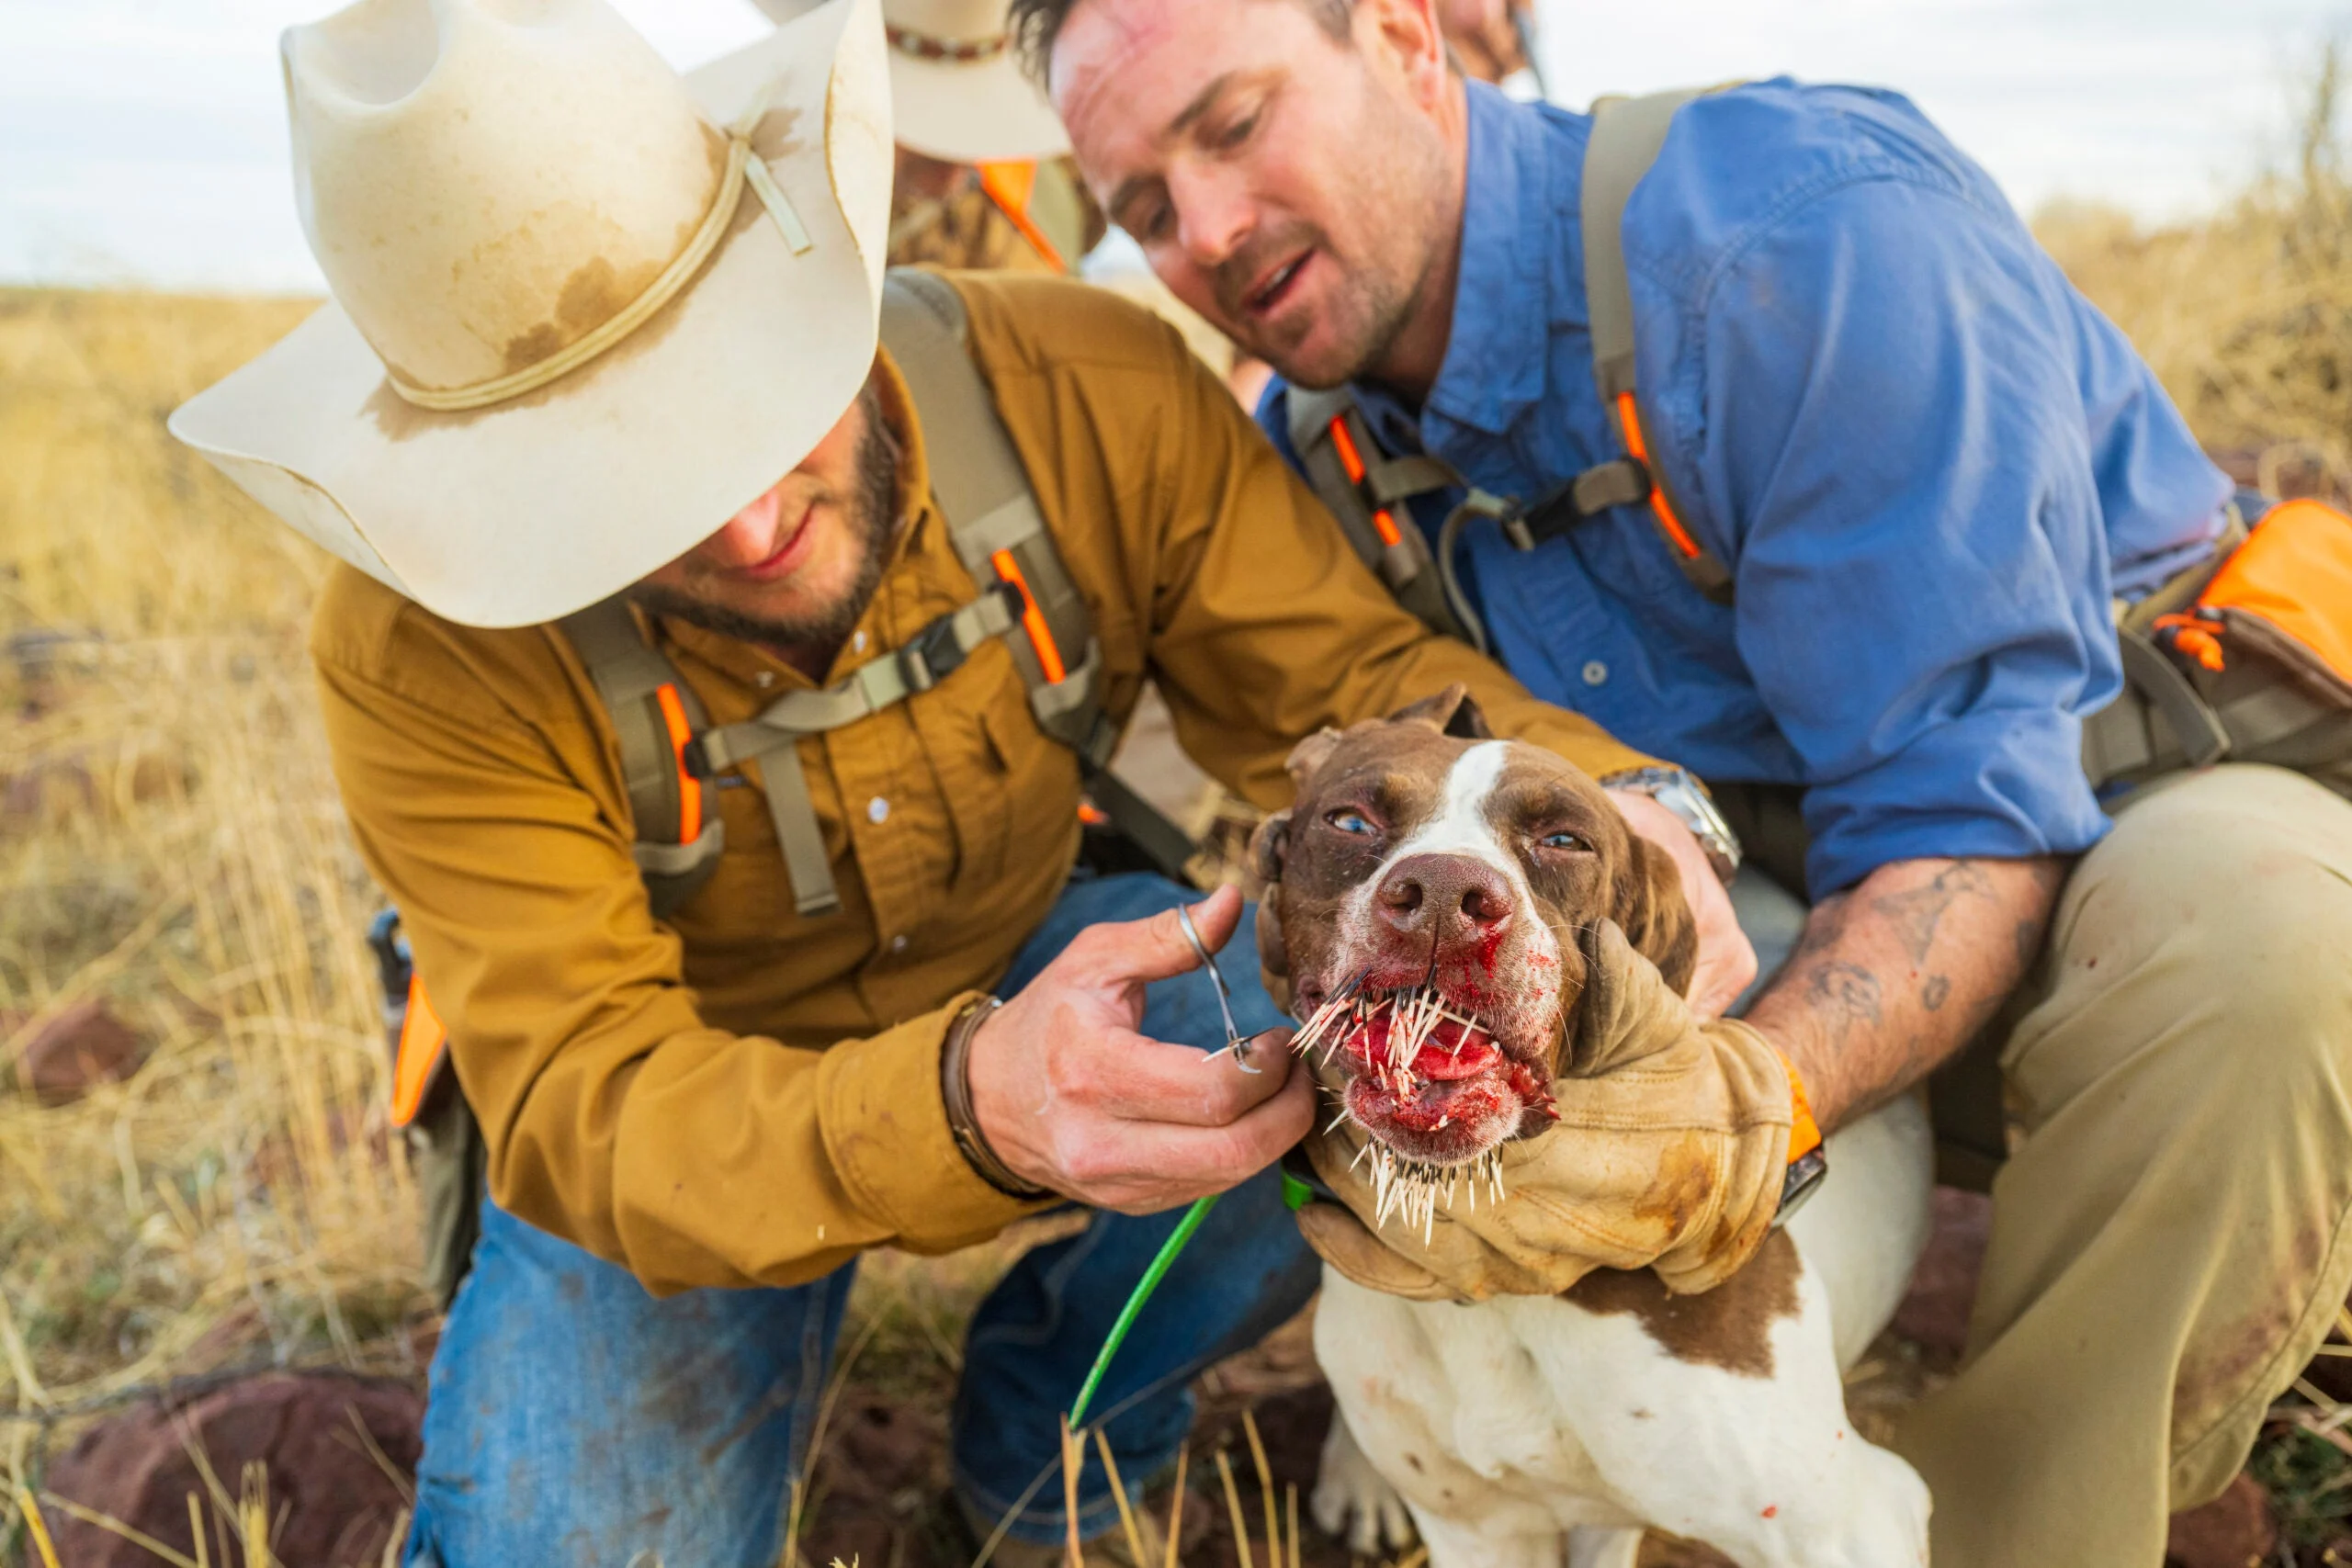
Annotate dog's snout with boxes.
[1375,853,1514,941]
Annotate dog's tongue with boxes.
[1352,1012,1502,1081]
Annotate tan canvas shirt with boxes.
[312,272,1658,1295]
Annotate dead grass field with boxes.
[8,75,2352,1564]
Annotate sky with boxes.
[0,0,2345,293]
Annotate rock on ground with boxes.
[40,1372,421,1568]
[2166,1472,2278,1568]
[14,999,148,1106]
[1891,1185,1993,1371]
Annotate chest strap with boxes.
[686,582,1025,918]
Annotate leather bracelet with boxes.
[939,996,1048,1200]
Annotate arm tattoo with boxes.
[1804,961,1885,1030]
[1868,859,1997,965]
[1747,853,2067,1130]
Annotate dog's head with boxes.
[1250,685,1696,1168]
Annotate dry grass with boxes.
[2038,46,2352,502]
[6,62,2352,1556]
[0,289,431,1545]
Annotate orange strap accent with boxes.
[990,548,1069,683]
[652,682,701,840]
[975,161,1068,273]
[2196,498,2352,686]
[1077,801,1111,828]
[390,975,447,1129]
[1777,1048,1825,1164]
[1325,416,1406,548]
[1615,392,1704,561]
[2152,612,2227,673]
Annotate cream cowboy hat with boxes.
[752,0,1066,162]
[168,0,892,629]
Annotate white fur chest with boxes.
[1310,1098,1938,1568]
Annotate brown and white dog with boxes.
[1252,689,1935,1568]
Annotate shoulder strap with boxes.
[557,597,727,920]
[879,269,1201,883]
[1284,387,1473,642]
[881,270,1110,759]
[1583,89,1737,604]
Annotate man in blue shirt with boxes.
[1020,0,2352,1559]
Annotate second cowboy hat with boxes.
[169,0,891,629]
[753,0,1067,162]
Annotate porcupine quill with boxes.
[1298,977,1518,1235]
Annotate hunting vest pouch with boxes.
[2089,499,2352,799]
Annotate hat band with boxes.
[384,114,815,414]
[884,21,1006,62]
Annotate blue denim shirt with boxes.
[1261,80,2231,896]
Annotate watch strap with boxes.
[1769,1049,1826,1229]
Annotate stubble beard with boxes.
[629,382,904,656]
[1243,92,1455,392]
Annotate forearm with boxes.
[481,998,1041,1295]
[1745,855,2066,1132]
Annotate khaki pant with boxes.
[1885,764,2352,1566]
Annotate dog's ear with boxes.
[1283,728,1345,791]
[1614,832,1700,998]
[1247,809,1292,888]
[1387,683,1492,740]
[1254,888,1294,1012]
[1247,811,1295,1010]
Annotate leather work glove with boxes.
[1299,918,1801,1301]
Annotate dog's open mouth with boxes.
[1295,979,1560,1227]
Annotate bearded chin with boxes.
[628,382,902,651]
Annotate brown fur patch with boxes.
[1565,1230,1805,1379]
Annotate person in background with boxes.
[757,0,1105,272]
[1017,0,2352,1562]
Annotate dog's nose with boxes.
[1375,853,1514,941]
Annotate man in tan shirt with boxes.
[170,2,1747,1562]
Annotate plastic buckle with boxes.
[1499,504,1537,553]
[898,615,967,694]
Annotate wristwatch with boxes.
[1600,765,1742,884]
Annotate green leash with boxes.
[1065,1170,1317,1428]
[1068,906,1319,1429]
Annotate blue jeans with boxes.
[404,872,1317,1566]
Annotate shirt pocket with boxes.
[963,671,1083,895]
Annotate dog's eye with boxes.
[1325,808,1377,837]
[1537,830,1588,851]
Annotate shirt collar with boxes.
[1421,82,1561,437]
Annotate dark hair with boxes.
[1006,0,1352,87]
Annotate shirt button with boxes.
[755,670,775,690]
[866,795,890,825]
[852,630,869,654]
[1581,660,1610,687]
[890,934,910,953]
